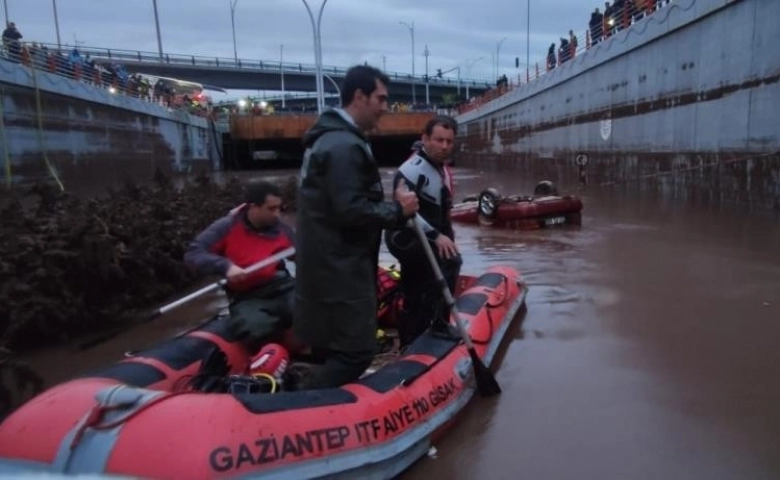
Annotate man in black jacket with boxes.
[385,116,462,348]
[293,65,419,389]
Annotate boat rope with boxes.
[469,274,510,345]
[593,151,780,188]
[0,89,10,188]
[28,50,64,192]
[69,386,187,451]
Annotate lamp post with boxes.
[322,73,341,103]
[52,0,61,51]
[230,0,239,63]
[152,0,163,60]
[382,54,386,71]
[496,36,507,80]
[2,0,8,28]
[399,21,415,104]
[454,66,461,98]
[423,44,430,105]
[280,44,285,108]
[526,0,530,76]
[465,57,483,99]
[303,0,328,114]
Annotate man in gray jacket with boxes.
[385,116,461,348]
[293,65,419,389]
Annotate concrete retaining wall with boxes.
[0,57,223,195]
[455,0,780,210]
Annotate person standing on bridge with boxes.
[385,115,462,349]
[292,65,419,389]
[184,180,296,354]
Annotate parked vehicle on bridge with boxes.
[140,74,225,107]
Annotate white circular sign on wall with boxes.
[600,117,612,141]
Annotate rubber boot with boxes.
[429,300,461,341]
[397,294,430,349]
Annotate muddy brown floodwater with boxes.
[20,164,780,480]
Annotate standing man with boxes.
[385,116,462,349]
[184,180,295,353]
[2,22,22,61]
[293,65,419,389]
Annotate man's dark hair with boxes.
[341,65,390,107]
[423,115,458,136]
[245,180,281,205]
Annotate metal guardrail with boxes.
[458,0,677,114]
[1,41,214,119]
[0,43,456,121]
[22,41,492,89]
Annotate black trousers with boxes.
[386,230,462,348]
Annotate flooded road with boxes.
[20,165,780,479]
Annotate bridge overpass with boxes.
[67,44,492,104]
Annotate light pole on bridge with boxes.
[526,0,530,80]
[230,0,239,63]
[399,21,415,105]
[302,0,328,115]
[52,0,61,51]
[280,44,285,108]
[152,0,163,60]
[423,44,430,106]
[495,36,507,81]
[2,0,8,28]
[465,57,483,99]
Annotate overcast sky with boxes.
[5,0,596,97]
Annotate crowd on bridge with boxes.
[1,22,216,119]
[460,0,676,114]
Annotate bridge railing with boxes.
[20,41,492,89]
[458,0,677,115]
[1,41,214,119]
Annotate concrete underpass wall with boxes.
[0,57,223,195]
[456,0,779,210]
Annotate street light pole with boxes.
[526,0,530,74]
[382,55,386,71]
[52,0,61,51]
[152,0,163,60]
[322,73,341,100]
[465,56,483,99]
[455,66,461,97]
[303,0,328,114]
[423,44,430,105]
[280,44,285,108]
[496,36,507,80]
[230,0,239,63]
[399,21,415,104]
[2,0,8,28]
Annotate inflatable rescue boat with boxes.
[452,182,583,229]
[0,266,527,479]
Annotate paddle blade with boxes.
[468,347,502,397]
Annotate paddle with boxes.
[407,176,501,397]
[75,247,296,351]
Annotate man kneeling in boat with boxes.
[385,116,462,348]
[184,180,296,354]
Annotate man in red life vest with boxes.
[184,180,295,352]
